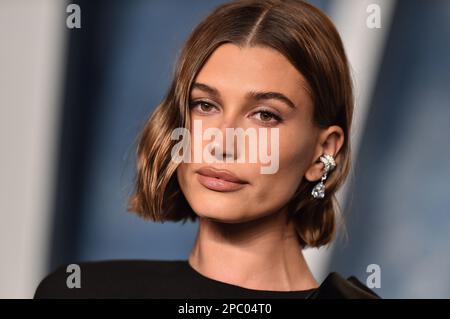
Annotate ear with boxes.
[304,125,345,182]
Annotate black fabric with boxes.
[305,273,380,299]
[34,260,380,299]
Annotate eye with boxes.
[251,109,283,126]
[189,100,219,114]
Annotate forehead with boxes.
[192,43,310,103]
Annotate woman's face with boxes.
[177,43,321,223]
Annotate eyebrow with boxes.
[191,82,297,109]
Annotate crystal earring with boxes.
[311,154,336,199]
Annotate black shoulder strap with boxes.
[306,272,381,299]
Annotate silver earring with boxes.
[311,154,336,199]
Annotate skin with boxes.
[176,43,344,291]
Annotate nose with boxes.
[207,117,244,163]
[207,126,238,162]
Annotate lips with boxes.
[196,166,248,192]
[196,167,247,184]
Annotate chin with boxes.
[193,204,271,225]
[195,207,242,222]
[190,202,250,223]
[199,214,246,224]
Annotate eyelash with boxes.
[189,100,284,126]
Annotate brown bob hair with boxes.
[128,0,354,248]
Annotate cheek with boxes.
[176,163,196,211]
[176,163,188,195]
[252,128,314,207]
[278,129,313,179]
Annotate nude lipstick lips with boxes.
[196,166,248,192]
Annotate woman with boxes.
[35,0,379,299]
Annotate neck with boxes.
[188,209,319,291]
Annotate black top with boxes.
[34,260,380,299]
